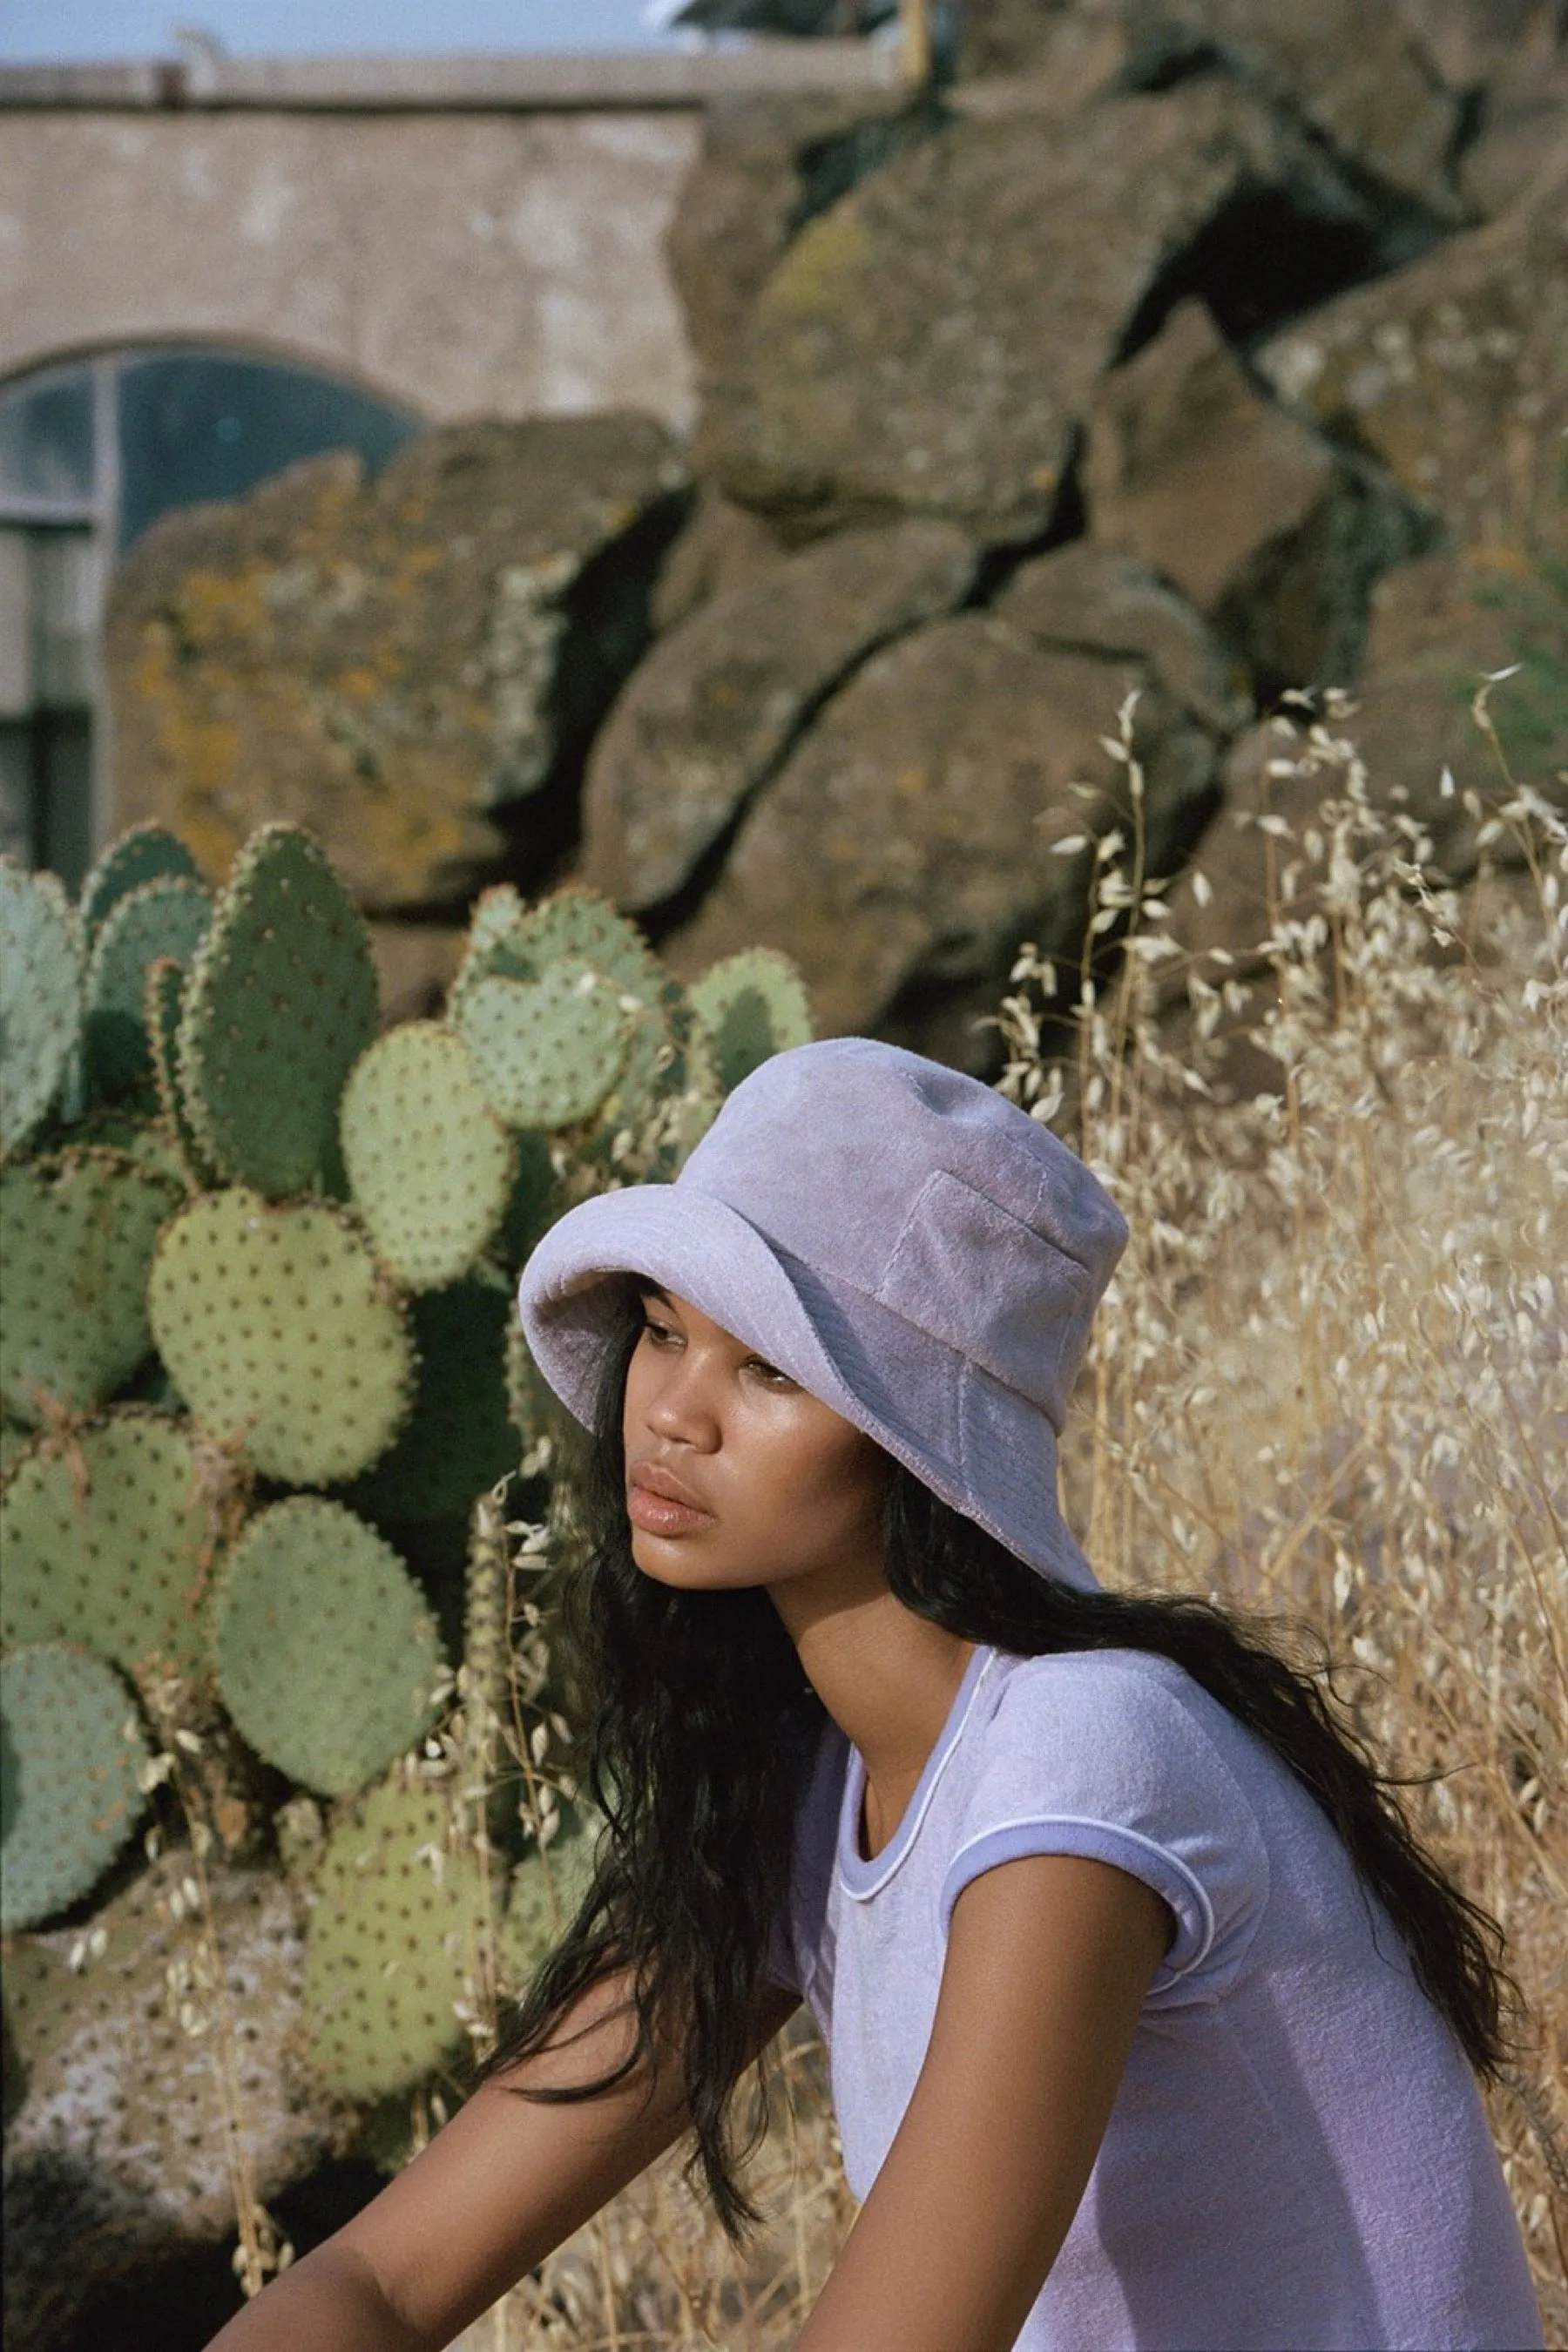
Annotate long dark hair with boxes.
[483,1281,1516,2237]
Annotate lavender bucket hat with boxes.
[517,1037,1129,1592]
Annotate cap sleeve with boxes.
[940,1653,1272,2004]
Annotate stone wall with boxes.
[1,108,700,429]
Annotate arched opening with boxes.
[0,348,422,888]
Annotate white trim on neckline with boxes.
[837,1643,998,1903]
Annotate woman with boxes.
[211,1037,1543,2352]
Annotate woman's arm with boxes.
[206,1969,801,2351]
[796,1852,1173,2352]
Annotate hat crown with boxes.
[675,1038,1127,1433]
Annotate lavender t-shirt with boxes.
[772,1642,1542,2352]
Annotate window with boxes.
[0,351,420,888]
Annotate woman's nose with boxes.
[641,1350,721,1444]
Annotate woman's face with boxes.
[620,1279,889,1596]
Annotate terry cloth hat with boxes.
[517,1037,1129,1592]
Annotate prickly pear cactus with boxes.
[302,1777,490,2100]
[690,947,814,1093]
[0,862,81,1158]
[213,1497,447,1797]
[78,821,198,943]
[0,1149,184,1423]
[145,956,208,1186]
[178,824,379,1199]
[147,1188,415,1485]
[456,961,630,1132]
[0,1643,151,1933]
[0,1409,217,1677]
[340,1023,516,1292]
[347,1278,517,1526]
[84,873,212,1097]
[500,1820,600,1998]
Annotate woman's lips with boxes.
[626,1483,716,1536]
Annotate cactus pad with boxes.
[145,956,209,1186]
[340,1024,516,1292]
[347,1278,517,1525]
[78,821,199,943]
[0,862,80,1157]
[84,875,212,1097]
[500,1819,599,1997]
[689,948,814,1093]
[456,963,629,1132]
[0,1150,183,1423]
[213,1497,446,1797]
[178,824,379,1198]
[147,1189,415,1485]
[0,1643,150,1932]
[0,1409,216,1675]
[303,1778,488,2099]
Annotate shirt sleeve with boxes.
[939,1653,1272,2004]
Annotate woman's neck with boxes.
[770,1566,977,1847]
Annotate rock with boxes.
[994,540,1251,733]
[1393,0,1555,91]
[368,923,468,1028]
[648,487,789,635]
[1085,298,1426,693]
[659,612,1220,1066]
[666,91,940,380]
[698,78,1413,544]
[1347,547,1567,862]
[958,0,1131,84]
[1119,0,1464,210]
[581,519,979,914]
[3,1855,341,2346]
[108,417,689,914]
[962,0,1463,208]
[1257,174,1568,560]
[1458,40,1568,217]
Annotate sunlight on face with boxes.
[620,1281,889,1597]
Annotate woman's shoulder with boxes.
[963,1643,1282,1844]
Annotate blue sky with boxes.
[0,1,679,63]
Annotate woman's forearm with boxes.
[204,2238,436,2352]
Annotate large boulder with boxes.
[993,541,1251,734]
[659,612,1221,1069]
[108,417,689,914]
[1346,548,1567,861]
[1085,298,1426,693]
[666,91,940,380]
[960,0,1463,208]
[1257,173,1568,561]
[1119,0,1465,209]
[3,1857,340,2350]
[581,519,978,914]
[697,78,1403,544]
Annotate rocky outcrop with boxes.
[666,90,941,380]
[1257,172,1568,558]
[659,612,1221,1063]
[992,541,1249,734]
[698,77,1402,543]
[581,518,978,912]
[108,417,688,912]
[1085,298,1429,693]
[99,0,1566,1072]
[3,1857,341,2351]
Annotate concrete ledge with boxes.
[0,42,906,111]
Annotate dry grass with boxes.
[459,693,1567,2346]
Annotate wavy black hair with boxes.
[483,1279,1516,2238]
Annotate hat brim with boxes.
[518,1183,1101,1593]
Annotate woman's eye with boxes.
[640,1316,676,1345]
[748,1357,792,1386]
